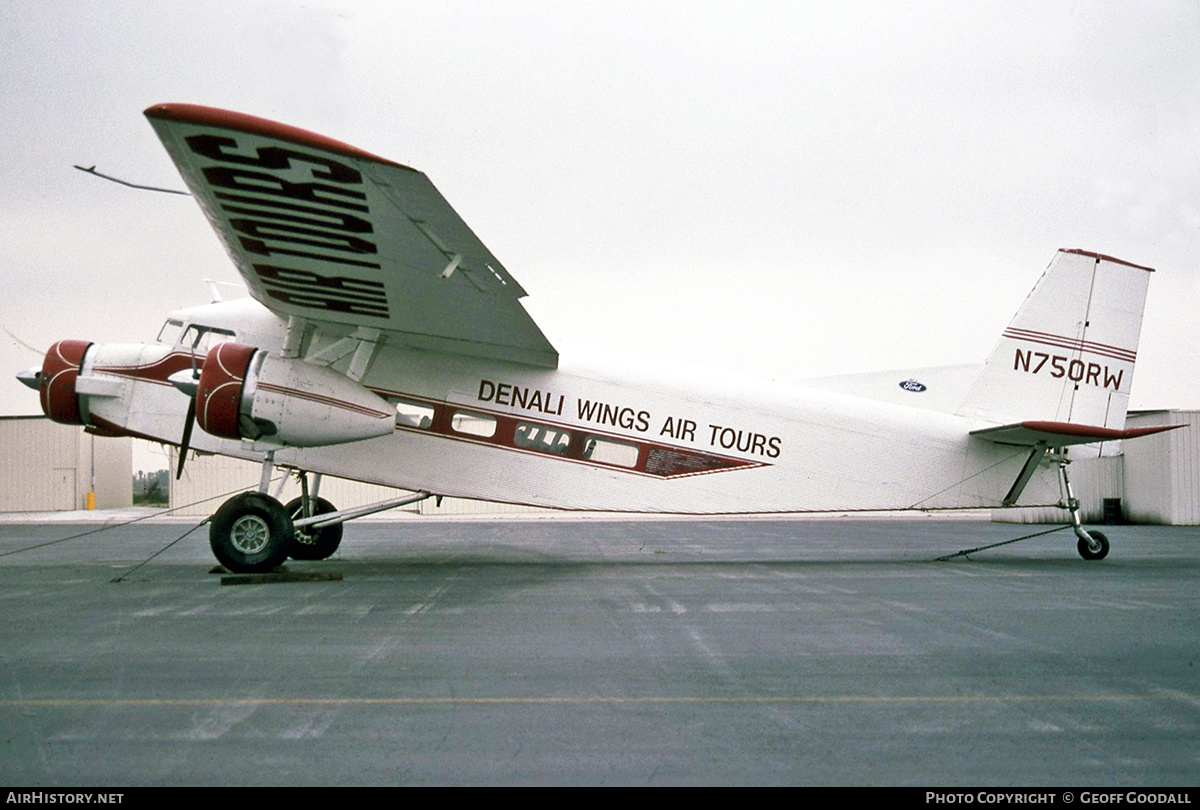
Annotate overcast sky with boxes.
[3,0,1198,437]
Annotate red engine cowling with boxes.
[195,342,259,440]
[39,340,94,425]
[193,341,395,447]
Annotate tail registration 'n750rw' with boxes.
[1013,348,1126,392]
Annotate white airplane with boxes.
[17,103,1181,572]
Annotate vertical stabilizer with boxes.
[957,249,1153,429]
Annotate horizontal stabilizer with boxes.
[971,420,1185,447]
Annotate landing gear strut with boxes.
[285,472,343,561]
[936,450,1113,562]
[1060,456,1109,561]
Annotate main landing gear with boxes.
[207,452,432,573]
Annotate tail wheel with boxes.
[210,492,294,573]
[285,497,343,561]
[1077,530,1110,561]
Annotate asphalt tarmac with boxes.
[0,515,1197,786]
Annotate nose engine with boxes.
[183,341,395,448]
[24,339,95,425]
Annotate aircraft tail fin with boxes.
[956,249,1153,431]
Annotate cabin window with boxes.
[156,320,184,345]
[450,410,496,438]
[514,422,572,455]
[181,324,237,353]
[391,398,435,429]
[582,435,640,468]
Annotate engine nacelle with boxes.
[39,340,94,425]
[195,342,395,447]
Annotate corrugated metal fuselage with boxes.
[82,300,1060,514]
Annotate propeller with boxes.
[168,368,200,479]
[177,397,196,480]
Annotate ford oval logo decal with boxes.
[899,379,927,393]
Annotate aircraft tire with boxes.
[209,492,295,573]
[285,497,343,561]
[1077,530,1110,561]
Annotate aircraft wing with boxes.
[145,103,558,368]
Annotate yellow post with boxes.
[86,491,96,510]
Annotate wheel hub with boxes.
[229,514,271,555]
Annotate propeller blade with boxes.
[2,324,45,356]
[177,397,196,480]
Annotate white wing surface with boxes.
[145,103,557,368]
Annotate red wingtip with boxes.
[144,103,408,169]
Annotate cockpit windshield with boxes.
[159,322,237,352]
[156,320,184,345]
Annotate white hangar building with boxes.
[0,416,132,511]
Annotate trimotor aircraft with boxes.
[17,103,1180,572]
